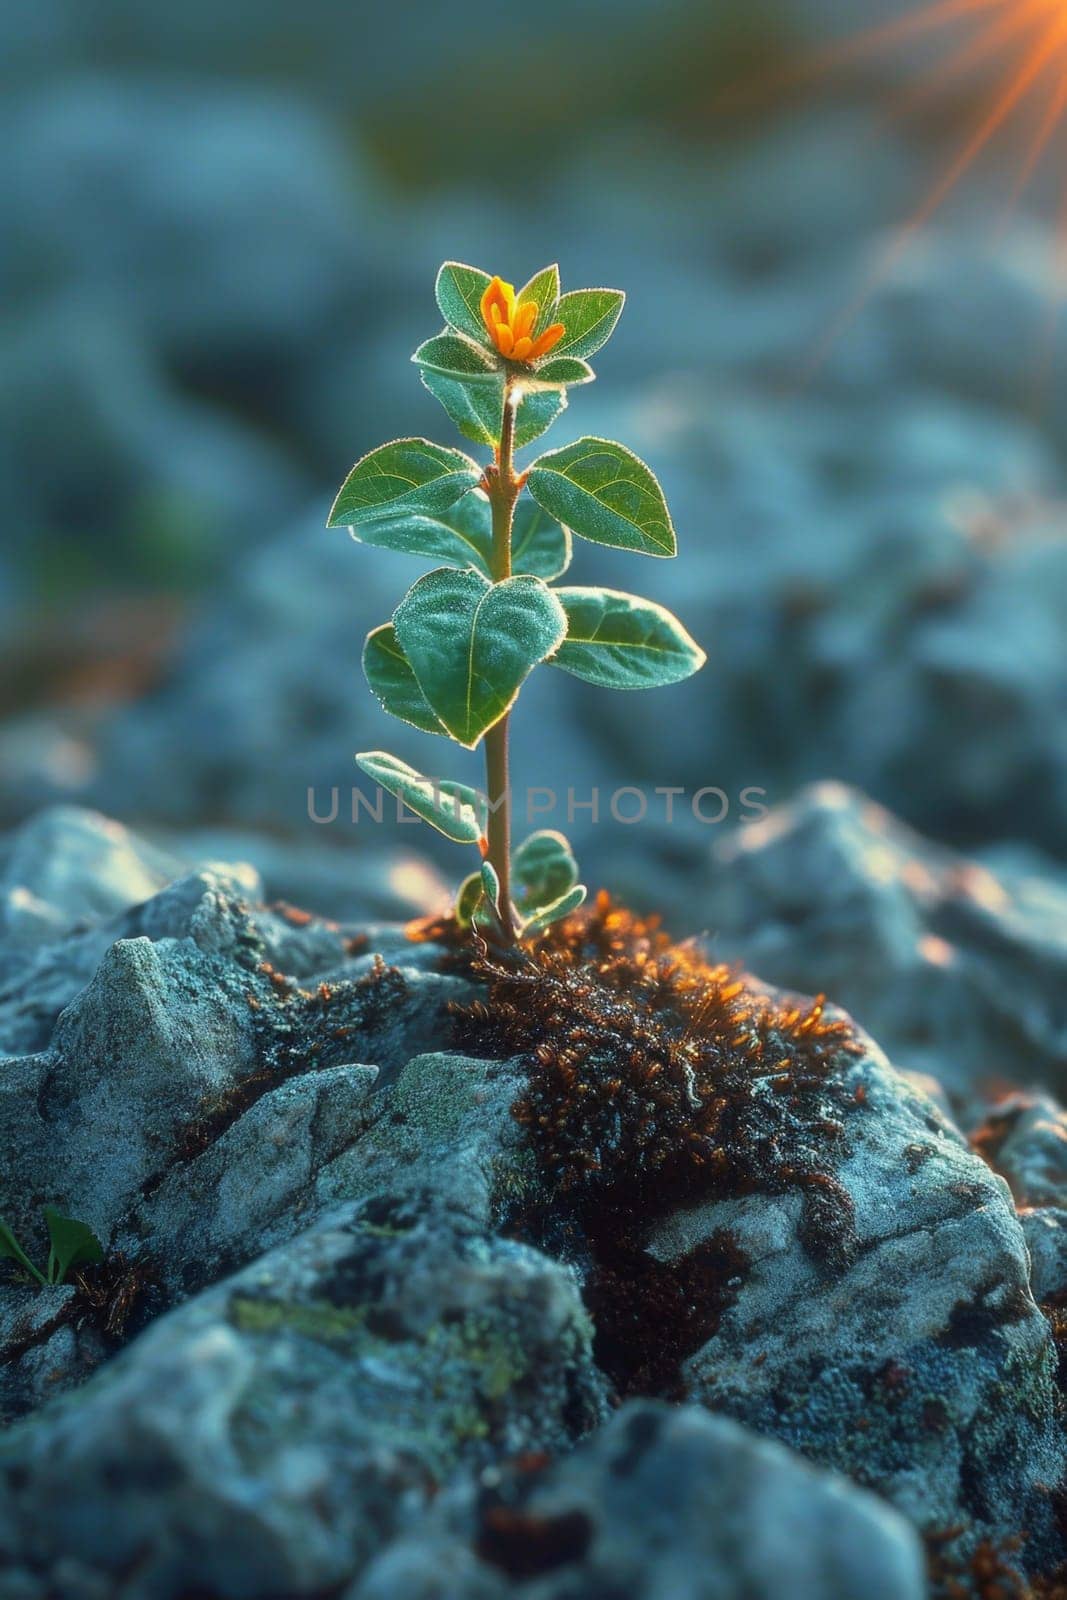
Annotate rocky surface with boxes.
[351,1401,928,1600]
[650,1043,1061,1543]
[0,1198,607,1599]
[6,2,1067,1590]
[0,804,1065,1595]
[970,1092,1067,1209]
[667,782,1067,1104]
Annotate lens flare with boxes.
[731,0,1067,375]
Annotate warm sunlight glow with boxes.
[731,0,1067,374]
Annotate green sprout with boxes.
[329,263,705,945]
[0,1207,104,1288]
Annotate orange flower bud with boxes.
[481,276,564,366]
[530,322,565,361]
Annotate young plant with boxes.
[329,262,705,945]
[0,1207,104,1288]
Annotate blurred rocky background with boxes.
[7,9,1067,1592]
[2,0,1065,920]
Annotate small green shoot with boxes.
[329,264,705,945]
[0,1207,104,1288]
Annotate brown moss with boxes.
[473,1448,592,1579]
[70,1250,163,1341]
[926,1531,1029,1600]
[476,1501,593,1580]
[926,1529,1067,1600]
[583,1228,748,1398]
[156,955,408,1182]
[447,895,863,1397]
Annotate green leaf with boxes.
[393,568,566,749]
[551,587,705,689]
[455,872,483,927]
[0,1217,46,1285]
[516,264,560,335]
[527,437,676,558]
[43,1208,103,1286]
[357,498,570,589]
[554,288,625,360]
[352,497,492,576]
[412,331,501,386]
[328,439,480,528]
[513,830,579,912]
[363,624,447,735]
[526,356,594,387]
[421,371,567,452]
[480,860,502,915]
[355,752,483,844]
[521,884,588,939]
[435,261,493,344]
[511,501,572,581]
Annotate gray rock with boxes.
[315,1050,533,1226]
[135,1063,380,1297]
[0,1199,607,1600]
[0,1286,79,1425]
[0,804,452,1059]
[0,806,185,945]
[693,783,1067,1100]
[351,1401,927,1600]
[0,801,1062,1587]
[647,1019,1062,1542]
[0,804,477,1423]
[1020,1208,1067,1304]
[971,1092,1067,1209]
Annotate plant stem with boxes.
[484,380,520,940]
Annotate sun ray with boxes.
[884,0,1055,122]
[796,9,1067,383]
[1000,62,1067,220]
[1023,156,1067,415]
[716,0,1011,115]
[901,16,1067,232]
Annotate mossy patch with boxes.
[228,1294,369,1343]
[443,895,862,1399]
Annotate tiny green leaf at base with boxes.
[0,1218,46,1285]
[43,1208,104,1285]
[521,883,588,938]
[363,624,447,735]
[328,439,480,528]
[513,830,579,912]
[1,1207,104,1289]
[355,752,483,844]
[393,567,567,749]
[480,860,502,915]
[551,587,706,689]
[455,872,483,927]
[527,437,676,558]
